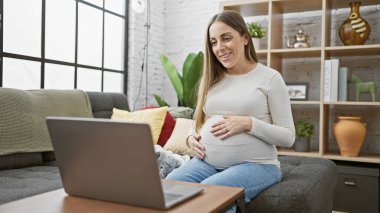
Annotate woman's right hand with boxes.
[187,134,206,159]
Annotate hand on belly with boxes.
[199,115,255,168]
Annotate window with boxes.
[0,0,128,94]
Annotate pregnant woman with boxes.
[166,10,295,207]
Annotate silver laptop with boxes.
[46,117,203,209]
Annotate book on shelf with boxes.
[330,59,340,102]
[324,60,331,101]
[338,67,348,101]
[324,59,340,102]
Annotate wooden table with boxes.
[0,180,245,213]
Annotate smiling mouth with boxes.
[219,52,231,61]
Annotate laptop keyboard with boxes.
[162,183,175,191]
[164,192,183,203]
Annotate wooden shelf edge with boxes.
[278,149,320,157]
[256,49,268,54]
[270,48,321,57]
[325,44,380,56]
[325,44,380,51]
[271,47,321,53]
[323,101,380,106]
[291,101,320,105]
[278,149,380,164]
[220,0,269,7]
[323,153,380,164]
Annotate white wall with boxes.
[128,0,219,110]
[128,0,165,110]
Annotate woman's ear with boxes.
[243,33,249,45]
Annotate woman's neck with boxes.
[227,61,257,75]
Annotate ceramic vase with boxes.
[333,116,367,157]
[339,2,371,45]
[293,138,310,152]
[252,38,261,50]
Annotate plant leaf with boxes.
[153,94,170,107]
[159,54,184,105]
[182,53,197,78]
[182,51,204,109]
[246,22,266,38]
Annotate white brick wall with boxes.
[128,0,166,110]
[128,0,219,110]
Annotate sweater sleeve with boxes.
[248,73,295,147]
[187,124,196,137]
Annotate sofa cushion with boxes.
[246,156,337,213]
[0,88,93,156]
[0,166,62,204]
[143,106,176,147]
[111,107,168,144]
[0,153,43,170]
[86,92,129,118]
[163,118,194,156]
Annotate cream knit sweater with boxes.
[194,63,295,169]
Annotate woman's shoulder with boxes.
[256,63,281,78]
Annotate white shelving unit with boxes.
[221,0,380,164]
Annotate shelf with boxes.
[329,0,380,10]
[255,49,268,58]
[325,44,380,57]
[271,48,321,57]
[279,150,380,164]
[323,152,380,164]
[278,148,320,157]
[222,1,269,16]
[291,101,320,105]
[323,101,380,106]
[272,0,322,13]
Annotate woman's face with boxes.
[209,21,248,71]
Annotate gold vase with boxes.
[333,116,367,157]
[339,2,371,45]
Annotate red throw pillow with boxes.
[143,106,176,147]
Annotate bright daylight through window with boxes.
[0,0,127,93]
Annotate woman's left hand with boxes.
[210,115,252,139]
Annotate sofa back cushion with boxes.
[0,88,93,156]
[86,92,129,118]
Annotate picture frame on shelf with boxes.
[286,82,309,101]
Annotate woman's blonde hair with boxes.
[193,10,258,132]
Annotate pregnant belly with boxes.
[199,115,256,168]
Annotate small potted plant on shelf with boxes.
[246,22,266,50]
[294,120,314,152]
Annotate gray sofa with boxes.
[0,88,337,212]
[0,89,129,205]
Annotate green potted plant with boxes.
[154,51,204,109]
[246,22,266,50]
[294,120,314,152]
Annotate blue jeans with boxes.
[166,158,282,204]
